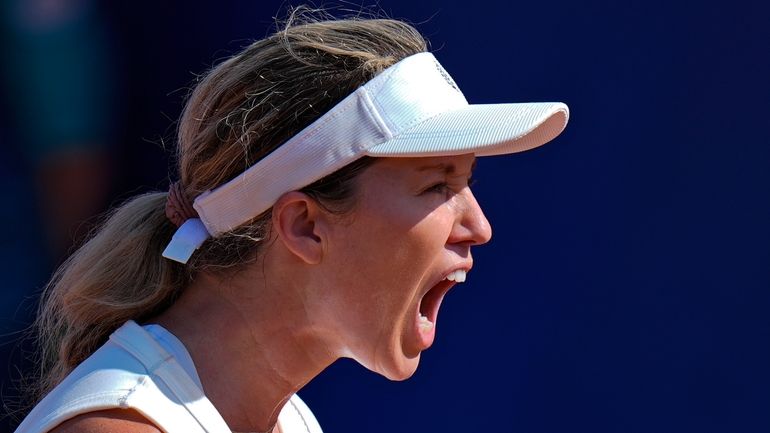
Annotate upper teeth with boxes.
[444,269,467,283]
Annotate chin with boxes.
[375,353,421,381]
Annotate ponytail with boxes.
[33,192,186,400]
[28,13,428,403]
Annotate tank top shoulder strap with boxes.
[14,321,233,433]
[108,320,232,432]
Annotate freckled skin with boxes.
[311,154,492,380]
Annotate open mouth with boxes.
[416,269,468,336]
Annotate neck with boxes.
[152,266,335,433]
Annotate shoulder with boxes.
[47,409,162,433]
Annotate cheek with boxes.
[325,215,439,322]
[353,205,448,279]
[334,222,420,300]
[324,190,455,320]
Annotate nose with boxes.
[448,188,493,247]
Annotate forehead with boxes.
[370,154,477,175]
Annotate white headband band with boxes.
[163,52,569,263]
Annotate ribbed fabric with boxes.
[143,324,203,389]
[15,321,323,433]
[164,51,569,257]
[193,52,475,236]
[369,103,568,156]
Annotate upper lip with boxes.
[441,261,473,281]
[422,261,473,294]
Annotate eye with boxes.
[422,177,476,196]
[423,182,450,195]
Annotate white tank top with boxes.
[14,321,323,433]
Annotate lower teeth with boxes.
[418,314,434,331]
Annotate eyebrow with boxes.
[416,159,477,175]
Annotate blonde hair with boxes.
[30,12,427,402]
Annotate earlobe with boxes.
[272,192,325,264]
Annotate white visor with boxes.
[163,52,569,263]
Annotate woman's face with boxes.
[316,153,492,380]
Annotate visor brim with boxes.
[367,102,568,157]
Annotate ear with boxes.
[271,191,326,265]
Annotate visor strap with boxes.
[163,182,211,264]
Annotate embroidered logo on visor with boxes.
[434,59,461,93]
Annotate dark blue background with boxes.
[3,1,769,432]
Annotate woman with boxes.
[16,14,568,433]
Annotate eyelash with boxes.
[425,182,450,194]
[424,177,476,194]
